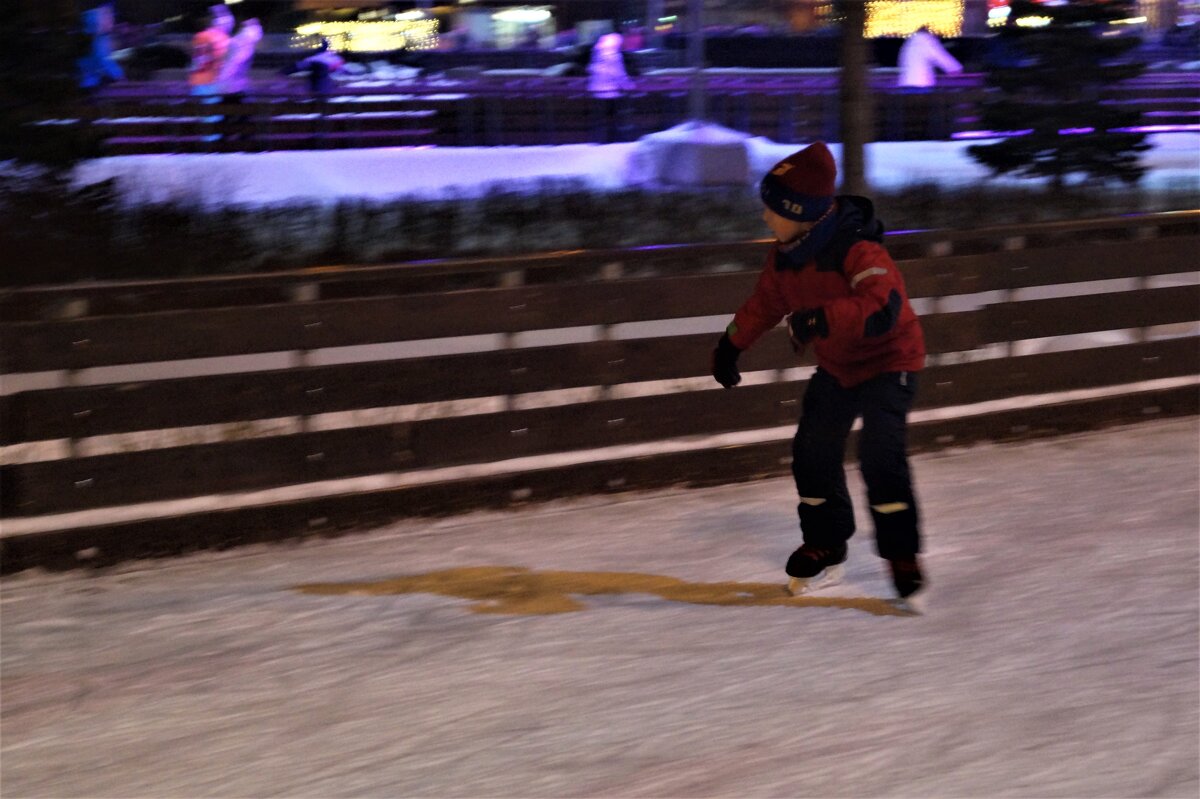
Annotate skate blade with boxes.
[787,564,845,596]
[895,588,927,615]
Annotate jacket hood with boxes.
[832,195,884,243]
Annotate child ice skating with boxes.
[710,141,928,611]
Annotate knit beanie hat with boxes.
[759,141,837,223]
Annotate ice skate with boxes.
[785,542,847,595]
[889,556,927,614]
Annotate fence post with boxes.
[291,282,320,432]
[500,269,526,411]
[1133,225,1160,343]
[1001,235,1027,357]
[54,298,93,458]
[597,261,625,400]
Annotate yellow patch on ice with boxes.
[296,566,908,617]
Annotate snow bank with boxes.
[70,133,1200,209]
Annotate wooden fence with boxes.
[76,71,1200,153]
[1,212,1197,572]
[78,86,951,153]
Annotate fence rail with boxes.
[1,211,1197,572]
[5,212,1196,319]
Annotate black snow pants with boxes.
[791,367,921,560]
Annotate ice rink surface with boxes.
[2,417,1198,798]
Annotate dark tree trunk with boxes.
[837,0,872,195]
[686,0,706,121]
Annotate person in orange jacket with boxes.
[189,5,233,97]
[711,141,928,612]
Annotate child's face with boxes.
[762,206,812,243]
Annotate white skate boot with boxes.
[785,543,848,596]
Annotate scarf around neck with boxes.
[775,202,840,270]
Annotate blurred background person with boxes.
[897,25,962,91]
[587,32,635,98]
[78,2,123,90]
[285,39,346,97]
[587,31,636,142]
[218,18,262,142]
[189,4,233,97]
[219,17,262,97]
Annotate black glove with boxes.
[787,307,829,349]
[711,333,742,389]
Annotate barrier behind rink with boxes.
[77,70,1200,153]
[1,211,1197,572]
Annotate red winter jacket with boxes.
[727,197,925,388]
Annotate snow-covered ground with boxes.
[2,417,1197,797]
[71,130,1200,208]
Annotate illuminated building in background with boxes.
[157,0,1194,53]
[460,6,555,50]
[864,0,1180,37]
[985,0,1186,30]
[287,3,559,52]
[772,0,1186,37]
[865,0,966,37]
[293,15,439,52]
